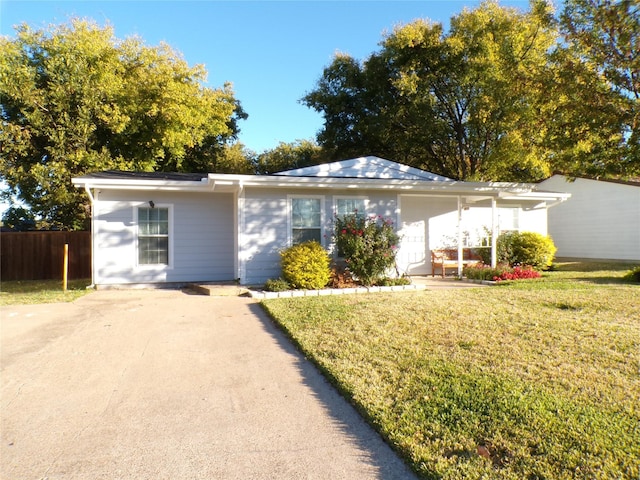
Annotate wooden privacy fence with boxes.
[0,231,91,281]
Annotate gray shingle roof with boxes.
[80,171,208,182]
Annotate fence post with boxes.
[63,243,69,291]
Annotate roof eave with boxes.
[72,176,215,191]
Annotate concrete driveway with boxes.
[1,290,416,479]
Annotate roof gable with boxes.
[273,156,453,182]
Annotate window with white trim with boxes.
[335,197,366,219]
[138,207,169,265]
[499,207,520,233]
[291,197,322,244]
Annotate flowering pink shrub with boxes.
[334,212,400,286]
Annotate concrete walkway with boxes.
[1,290,416,479]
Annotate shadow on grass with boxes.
[553,261,637,272]
[545,261,639,286]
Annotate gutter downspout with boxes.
[84,186,97,288]
[235,181,245,284]
[457,196,463,277]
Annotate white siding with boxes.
[398,196,550,275]
[540,176,640,261]
[240,187,399,285]
[94,190,235,285]
[398,196,457,275]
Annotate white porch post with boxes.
[457,196,463,276]
[491,197,498,268]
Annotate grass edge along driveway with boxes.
[0,279,92,306]
[262,263,639,480]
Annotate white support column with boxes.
[457,196,464,276]
[491,197,498,268]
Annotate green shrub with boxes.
[463,263,505,281]
[498,231,556,269]
[377,276,412,286]
[624,266,640,283]
[334,213,400,286]
[473,247,492,265]
[263,278,290,292]
[280,241,331,290]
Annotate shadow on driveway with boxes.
[1,290,416,479]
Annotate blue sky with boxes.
[1,0,537,155]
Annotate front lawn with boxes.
[262,262,639,479]
[0,279,92,305]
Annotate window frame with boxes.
[134,204,174,269]
[333,196,368,220]
[287,195,325,246]
[498,207,520,233]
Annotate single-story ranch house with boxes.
[538,174,640,262]
[72,156,570,287]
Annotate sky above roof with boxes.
[1,0,536,155]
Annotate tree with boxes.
[0,19,245,229]
[557,0,639,176]
[255,139,327,174]
[1,206,36,231]
[303,1,559,181]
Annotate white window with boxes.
[499,208,520,232]
[138,207,170,265]
[335,197,367,218]
[290,197,323,244]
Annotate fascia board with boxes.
[498,190,572,201]
[231,175,536,194]
[72,177,215,191]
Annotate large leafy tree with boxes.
[255,139,327,174]
[556,0,640,177]
[303,1,558,181]
[0,20,244,229]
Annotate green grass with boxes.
[0,278,93,305]
[262,262,640,480]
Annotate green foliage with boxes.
[463,263,507,281]
[498,231,557,269]
[303,1,558,181]
[1,206,36,231]
[0,19,244,229]
[623,266,640,283]
[376,276,412,286]
[263,278,291,292]
[542,0,640,178]
[255,139,327,174]
[561,0,639,102]
[280,241,331,290]
[334,213,400,286]
[263,263,640,479]
[303,0,638,180]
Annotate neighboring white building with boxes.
[72,157,569,287]
[539,175,640,262]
